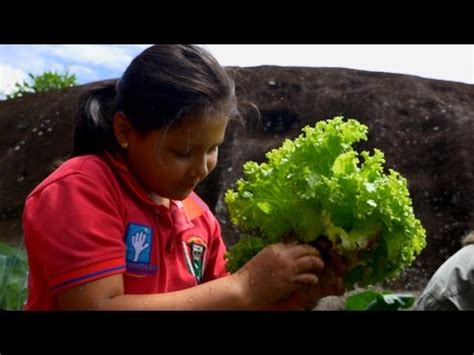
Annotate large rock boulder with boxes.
[1,66,473,290]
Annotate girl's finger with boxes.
[291,273,319,287]
[287,244,321,258]
[295,255,324,274]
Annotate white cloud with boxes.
[0,45,147,96]
[202,45,474,84]
[0,45,51,74]
[0,64,28,97]
[67,64,118,83]
[44,45,140,71]
[67,65,96,77]
[1,45,471,100]
[471,45,474,83]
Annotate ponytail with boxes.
[72,80,118,157]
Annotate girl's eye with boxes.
[173,150,192,158]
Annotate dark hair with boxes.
[72,45,237,156]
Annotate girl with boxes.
[22,45,344,310]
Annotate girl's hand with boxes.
[234,243,324,307]
[272,249,348,310]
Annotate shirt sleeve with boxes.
[23,172,126,294]
[415,246,474,310]
[414,286,459,310]
[202,211,230,282]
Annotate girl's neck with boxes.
[149,192,170,208]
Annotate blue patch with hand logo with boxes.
[125,223,153,265]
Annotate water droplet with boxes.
[13,145,20,151]
[208,286,215,292]
[188,297,194,303]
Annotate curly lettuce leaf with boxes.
[224,117,426,288]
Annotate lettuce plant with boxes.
[225,117,426,288]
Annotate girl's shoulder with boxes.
[57,154,110,173]
[27,154,116,198]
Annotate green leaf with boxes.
[0,242,28,310]
[346,290,415,311]
[345,290,381,310]
[225,235,267,273]
[5,70,78,100]
[366,293,416,310]
[256,201,272,215]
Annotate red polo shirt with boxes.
[23,152,229,310]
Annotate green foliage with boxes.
[0,242,28,310]
[345,289,382,310]
[6,70,77,99]
[225,117,426,289]
[346,289,416,310]
[225,235,266,273]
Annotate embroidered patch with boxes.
[183,236,207,283]
[125,223,158,275]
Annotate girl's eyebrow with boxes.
[171,140,224,149]
[193,140,224,147]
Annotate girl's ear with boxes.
[113,112,134,148]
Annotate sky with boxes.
[0,45,473,99]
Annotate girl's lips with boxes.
[178,182,197,189]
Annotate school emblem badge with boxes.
[183,236,207,283]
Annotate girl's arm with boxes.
[57,243,324,310]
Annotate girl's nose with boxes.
[191,155,209,180]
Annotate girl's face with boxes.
[125,114,228,201]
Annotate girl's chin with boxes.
[152,184,195,201]
[169,189,193,201]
